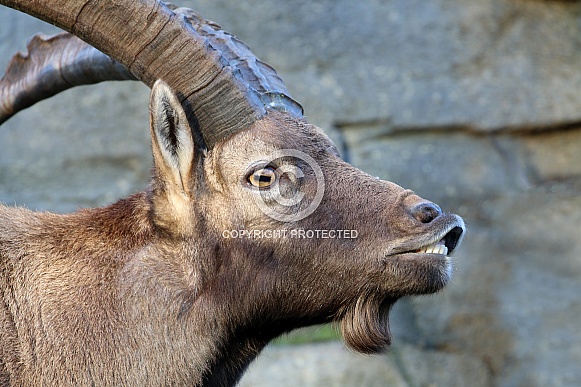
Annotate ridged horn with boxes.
[170,5,303,118]
[0,33,136,125]
[0,0,303,148]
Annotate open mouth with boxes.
[414,226,464,256]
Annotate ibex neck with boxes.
[63,192,154,253]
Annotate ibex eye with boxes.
[248,167,276,188]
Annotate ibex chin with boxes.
[0,0,465,385]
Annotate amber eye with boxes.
[248,167,276,188]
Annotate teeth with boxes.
[417,243,449,256]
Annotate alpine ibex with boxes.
[0,1,465,385]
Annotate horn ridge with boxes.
[0,32,136,124]
[171,5,304,117]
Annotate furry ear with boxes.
[149,80,195,196]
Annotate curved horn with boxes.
[0,5,303,128]
[0,0,302,148]
[0,33,136,125]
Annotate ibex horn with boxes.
[0,0,303,149]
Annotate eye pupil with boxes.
[249,167,276,187]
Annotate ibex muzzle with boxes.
[0,1,465,385]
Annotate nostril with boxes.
[412,202,442,223]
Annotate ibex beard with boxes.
[0,81,464,385]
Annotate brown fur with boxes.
[0,82,464,386]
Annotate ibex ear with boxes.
[149,80,195,197]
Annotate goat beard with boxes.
[339,293,394,354]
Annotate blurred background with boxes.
[1,0,580,386]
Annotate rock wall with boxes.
[1,0,580,386]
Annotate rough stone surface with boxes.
[240,342,491,387]
[1,0,581,386]
[239,342,407,387]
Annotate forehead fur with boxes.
[217,111,337,159]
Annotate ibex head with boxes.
[146,78,463,353]
[0,0,465,385]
